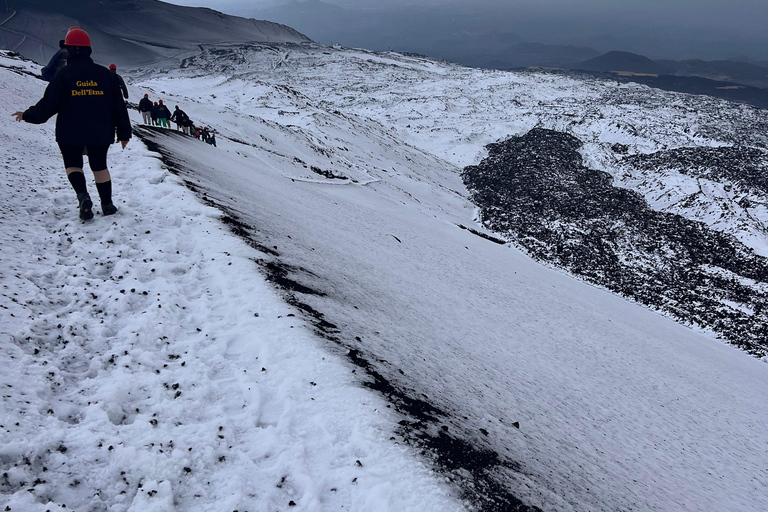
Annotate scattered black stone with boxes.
[611,143,629,155]
[462,128,768,357]
[310,165,348,180]
[259,260,326,298]
[219,216,279,257]
[620,145,768,195]
[0,53,45,81]
[457,224,507,245]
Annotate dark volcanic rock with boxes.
[462,128,768,357]
[622,146,768,195]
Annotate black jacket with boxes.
[23,54,131,145]
[171,108,188,124]
[41,48,68,82]
[150,104,159,119]
[111,69,129,99]
[156,104,171,119]
[138,97,153,112]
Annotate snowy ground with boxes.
[129,46,768,511]
[3,45,768,512]
[0,52,463,512]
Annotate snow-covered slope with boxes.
[0,51,462,512]
[124,45,768,511]
[142,43,768,356]
[3,42,768,512]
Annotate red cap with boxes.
[159,100,163,104]
[144,93,148,98]
[109,63,116,70]
[64,27,91,47]
[154,102,158,105]
[175,105,178,108]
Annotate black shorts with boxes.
[58,144,110,171]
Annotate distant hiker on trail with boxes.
[182,117,195,135]
[151,101,159,126]
[170,105,189,133]
[109,64,129,100]
[41,40,68,82]
[13,27,130,221]
[156,100,171,128]
[138,93,153,125]
[206,128,217,147]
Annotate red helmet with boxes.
[109,63,116,70]
[64,27,91,47]
[158,100,163,104]
[154,102,158,105]
[175,105,178,109]
[144,93,148,98]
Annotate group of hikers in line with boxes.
[137,96,217,146]
[13,26,216,222]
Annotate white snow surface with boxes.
[0,52,462,512]
[2,45,768,512]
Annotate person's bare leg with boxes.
[93,169,111,183]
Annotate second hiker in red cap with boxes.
[109,63,129,101]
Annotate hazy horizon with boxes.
[166,0,768,62]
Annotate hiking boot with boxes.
[77,193,93,221]
[102,202,118,216]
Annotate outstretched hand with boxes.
[121,140,129,150]
[12,112,24,122]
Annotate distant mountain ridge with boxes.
[567,50,768,108]
[484,42,600,70]
[0,0,311,68]
[574,50,768,89]
[574,51,674,75]
[659,58,768,89]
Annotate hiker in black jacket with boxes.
[151,101,159,125]
[109,64,129,100]
[170,105,189,133]
[138,94,153,125]
[41,40,68,82]
[205,127,217,147]
[156,100,171,128]
[13,27,131,221]
[183,118,195,135]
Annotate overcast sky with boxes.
[166,0,768,25]
[164,0,768,60]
